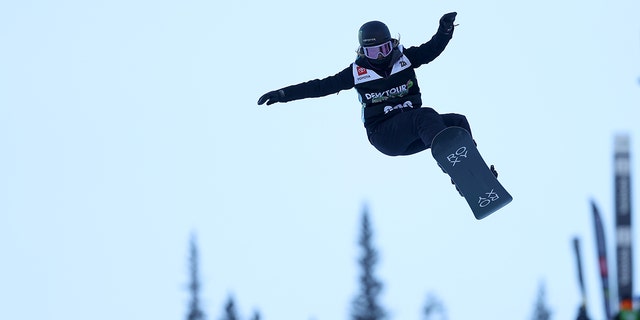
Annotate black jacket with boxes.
[277,29,453,129]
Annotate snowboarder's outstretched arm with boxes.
[257,89,285,106]
[257,66,354,106]
[403,12,457,67]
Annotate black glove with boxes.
[257,90,285,106]
[439,12,457,34]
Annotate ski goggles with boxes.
[362,41,393,59]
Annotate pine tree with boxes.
[221,295,240,320]
[531,281,552,320]
[351,206,386,320]
[423,293,448,320]
[249,310,261,320]
[186,233,206,320]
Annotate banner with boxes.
[614,134,633,311]
[592,200,613,319]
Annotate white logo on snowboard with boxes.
[446,147,468,166]
[478,189,500,207]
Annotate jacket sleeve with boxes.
[403,29,453,67]
[278,66,354,103]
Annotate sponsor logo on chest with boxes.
[365,80,414,103]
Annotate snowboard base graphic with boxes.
[431,127,512,219]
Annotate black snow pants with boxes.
[366,107,471,156]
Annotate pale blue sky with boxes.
[1,0,639,319]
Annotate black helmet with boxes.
[358,21,391,47]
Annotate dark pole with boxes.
[591,200,613,320]
[573,237,591,320]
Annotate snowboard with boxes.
[431,127,512,219]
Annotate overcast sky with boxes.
[1,0,639,319]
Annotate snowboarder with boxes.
[257,12,498,188]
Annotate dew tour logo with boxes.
[357,66,367,76]
[365,80,413,103]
